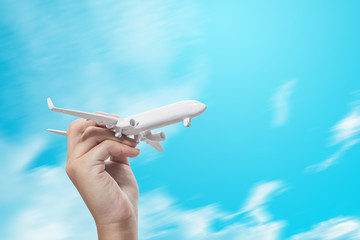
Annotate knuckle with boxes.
[101,140,125,156]
[118,145,125,156]
[81,126,99,141]
[67,122,76,132]
[65,162,76,177]
[65,160,87,180]
[100,139,113,151]
[68,119,83,133]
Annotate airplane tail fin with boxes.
[47,97,55,110]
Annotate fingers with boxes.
[74,126,137,156]
[67,112,119,138]
[67,112,121,152]
[86,140,140,164]
[67,118,98,135]
[66,112,140,160]
[81,126,137,147]
[67,119,98,152]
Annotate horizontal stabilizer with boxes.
[146,140,164,152]
[47,129,67,137]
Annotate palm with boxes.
[102,159,139,222]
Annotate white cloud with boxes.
[0,136,46,205]
[139,190,222,239]
[306,138,360,173]
[139,181,286,240]
[87,0,202,79]
[332,106,360,145]
[0,135,95,240]
[7,165,97,240]
[306,104,360,173]
[290,217,360,240]
[271,80,297,127]
[241,181,286,223]
[242,181,284,212]
[226,181,286,224]
[0,135,45,172]
[210,222,284,240]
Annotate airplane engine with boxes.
[145,131,166,142]
[117,118,137,129]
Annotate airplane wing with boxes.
[47,98,118,126]
[145,140,164,152]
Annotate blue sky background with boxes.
[1,0,360,239]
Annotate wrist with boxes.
[96,221,138,240]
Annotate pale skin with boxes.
[65,113,140,240]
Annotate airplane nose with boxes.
[200,103,207,113]
[189,101,207,116]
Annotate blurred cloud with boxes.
[0,136,46,205]
[331,106,360,145]
[226,181,286,223]
[271,80,297,127]
[290,217,360,240]
[139,190,221,239]
[7,165,97,240]
[306,138,359,173]
[306,104,360,173]
[240,181,286,223]
[88,0,202,78]
[139,181,286,240]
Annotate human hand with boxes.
[65,114,140,240]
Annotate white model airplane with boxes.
[46,98,206,152]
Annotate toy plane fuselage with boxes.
[47,98,206,152]
[121,100,205,135]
